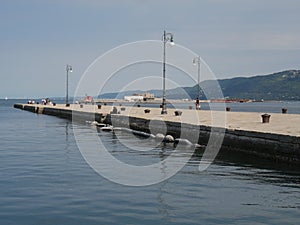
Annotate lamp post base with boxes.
[161,109,167,114]
[195,98,200,110]
[161,98,167,114]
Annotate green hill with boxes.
[185,70,300,100]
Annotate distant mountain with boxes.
[99,70,300,101]
[214,70,300,100]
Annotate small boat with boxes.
[5,97,8,101]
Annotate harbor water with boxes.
[1,99,300,224]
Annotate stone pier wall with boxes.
[14,103,300,164]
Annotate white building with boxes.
[124,95,144,102]
[124,92,155,102]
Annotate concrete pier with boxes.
[14,103,300,164]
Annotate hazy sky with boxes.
[1,0,300,98]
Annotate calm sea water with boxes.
[1,99,300,224]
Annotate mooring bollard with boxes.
[121,107,126,111]
[97,105,101,109]
[261,114,271,123]
[226,107,231,112]
[144,109,151,113]
[66,103,70,107]
[80,104,83,108]
[282,108,287,114]
[174,110,182,116]
[111,107,118,114]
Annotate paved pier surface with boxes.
[21,103,300,137]
[14,103,300,164]
[111,105,300,137]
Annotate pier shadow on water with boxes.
[193,146,300,187]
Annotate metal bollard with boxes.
[174,110,182,116]
[261,114,271,123]
[282,108,287,114]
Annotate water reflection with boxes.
[192,148,300,189]
[92,122,300,189]
[157,180,171,223]
[77,120,300,215]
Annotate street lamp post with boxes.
[161,30,174,114]
[66,64,72,106]
[193,56,201,110]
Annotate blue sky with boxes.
[1,0,300,98]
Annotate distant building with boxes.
[142,92,155,100]
[124,95,144,102]
[85,96,93,102]
[124,92,155,102]
[80,95,94,104]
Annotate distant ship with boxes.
[5,97,8,100]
